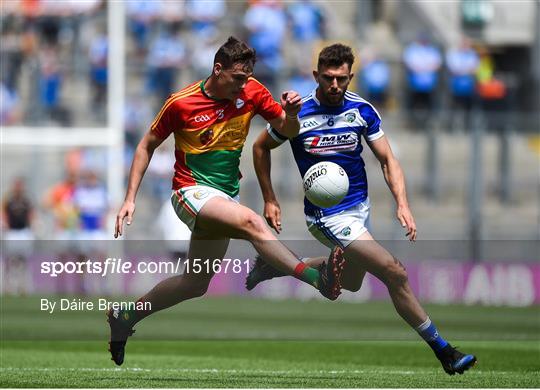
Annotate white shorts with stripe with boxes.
[305,198,371,249]
[170,185,240,231]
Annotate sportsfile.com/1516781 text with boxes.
[40,258,251,277]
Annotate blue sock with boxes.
[415,317,448,352]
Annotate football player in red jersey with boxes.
[108,37,345,366]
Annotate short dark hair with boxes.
[214,36,257,71]
[317,44,355,71]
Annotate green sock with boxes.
[293,263,320,288]
[116,299,151,327]
[118,309,137,327]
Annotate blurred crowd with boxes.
[1,149,110,294]
[1,0,515,133]
[2,149,108,241]
[0,0,325,128]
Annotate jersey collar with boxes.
[311,88,320,105]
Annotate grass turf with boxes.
[1,296,539,387]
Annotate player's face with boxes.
[314,63,353,106]
[215,62,253,100]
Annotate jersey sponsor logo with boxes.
[303,132,358,154]
[235,98,244,109]
[199,129,214,145]
[194,114,211,123]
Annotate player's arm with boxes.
[267,91,302,138]
[114,131,166,238]
[253,128,286,233]
[368,136,417,241]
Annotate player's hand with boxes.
[264,200,282,234]
[280,90,302,117]
[396,205,417,241]
[114,201,135,238]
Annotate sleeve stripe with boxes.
[366,130,385,141]
[150,84,199,129]
[345,91,382,120]
[267,126,288,143]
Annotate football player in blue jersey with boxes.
[247,43,476,376]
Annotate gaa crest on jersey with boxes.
[193,189,209,200]
[199,129,214,145]
[303,131,358,155]
[345,113,356,123]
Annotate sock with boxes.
[117,298,152,327]
[293,262,320,288]
[415,317,449,352]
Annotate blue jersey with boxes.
[268,90,384,217]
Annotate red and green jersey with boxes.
[151,78,282,197]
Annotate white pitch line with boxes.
[0,367,424,375]
[1,367,522,376]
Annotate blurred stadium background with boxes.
[1,0,539,387]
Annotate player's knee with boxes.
[240,212,269,240]
[383,256,408,288]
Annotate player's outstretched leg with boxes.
[196,197,345,300]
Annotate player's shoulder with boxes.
[245,77,271,93]
[298,90,319,116]
[164,80,201,106]
[344,91,381,119]
[161,81,202,110]
[172,81,201,99]
[239,77,276,104]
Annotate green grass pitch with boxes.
[1,296,539,387]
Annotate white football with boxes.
[302,161,349,208]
